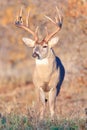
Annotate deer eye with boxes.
[43,45,47,48]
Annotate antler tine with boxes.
[26,9,30,27]
[15,7,39,41]
[56,6,61,22]
[44,7,63,42]
[45,15,56,25]
[35,26,39,34]
[34,26,39,41]
[20,7,23,17]
[19,7,23,24]
[16,15,19,21]
[45,26,48,36]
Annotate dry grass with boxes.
[0,83,86,116]
[0,105,86,129]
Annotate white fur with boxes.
[48,37,59,48]
[22,37,35,47]
[36,58,48,65]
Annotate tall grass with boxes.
[0,110,86,130]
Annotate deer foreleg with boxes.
[49,87,56,118]
[39,87,46,119]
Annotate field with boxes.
[0,0,87,129]
[0,83,86,129]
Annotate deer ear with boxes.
[22,37,35,47]
[48,37,59,48]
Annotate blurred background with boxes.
[0,0,87,117]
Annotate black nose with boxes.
[32,52,39,58]
[45,99,48,103]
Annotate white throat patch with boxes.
[36,58,48,65]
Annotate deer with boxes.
[15,7,65,119]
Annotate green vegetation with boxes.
[0,113,85,130]
[0,114,32,130]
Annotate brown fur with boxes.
[33,49,59,118]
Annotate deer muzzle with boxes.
[32,52,40,59]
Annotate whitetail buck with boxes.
[15,7,65,118]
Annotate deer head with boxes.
[15,7,63,59]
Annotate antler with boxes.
[44,7,63,42]
[15,7,39,41]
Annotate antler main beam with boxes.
[15,7,63,43]
[15,7,39,41]
[44,7,63,42]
